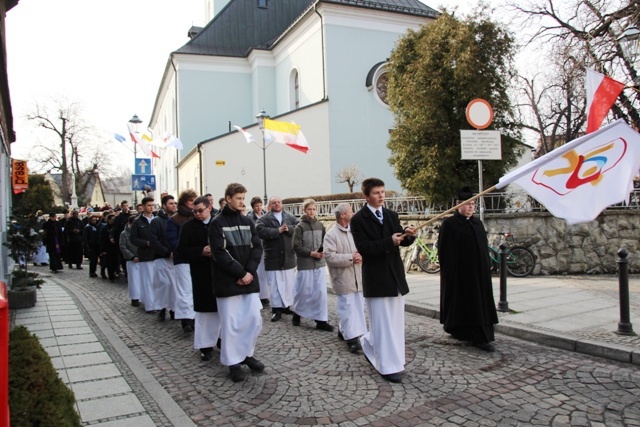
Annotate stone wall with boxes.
[319,210,640,275]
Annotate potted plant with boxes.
[3,216,43,309]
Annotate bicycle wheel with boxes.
[404,247,416,273]
[488,247,499,273]
[417,249,440,273]
[506,246,535,277]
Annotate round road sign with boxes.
[466,98,493,129]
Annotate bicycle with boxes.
[487,233,536,277]
[404,227,440,274]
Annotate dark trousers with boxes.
[87,247,99,275]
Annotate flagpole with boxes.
[256,110,269,205]
[400,185,497,237]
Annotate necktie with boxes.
[375,209,382,223]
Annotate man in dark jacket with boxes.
[42,213,64,273]
[64,209,84,269]
[209,183,264,382]
[130,197,156,311]
[438,187,498,352]
[83,215,100,278]
[177,195,220,361]
[256,196,299,322]
[149,195,178,321]
[350,178,416,384]
[110,200,132,276]
[99,214,119,282]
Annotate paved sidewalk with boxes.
[403,271,640,364]
[11,280,195,426]
[8,265,640,425]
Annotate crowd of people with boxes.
[29,178,498,383]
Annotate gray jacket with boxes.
[293,215,326,271]
[256,211,299,270]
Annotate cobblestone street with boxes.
[38,265,640,426]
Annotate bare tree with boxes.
[509,0,640,138]
[335,164,363,193]
[26,96,114,205]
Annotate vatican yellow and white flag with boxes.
[263,119,309,154]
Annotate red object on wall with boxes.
[0,281,9,427]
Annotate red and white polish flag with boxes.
[586,69,625,134]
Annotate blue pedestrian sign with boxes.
[135,158,152,175]
[132,175,156,191]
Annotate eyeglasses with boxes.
[193,208,208,214]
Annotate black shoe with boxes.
[68,265,73,269]
[131,299,140,307]
[242,356,265,372]
[282,307,293,315]
[337,331,345,341]
[77,266,83,270]
[216,338,222,350]
[229,364,245,382]
[260,298,270,308]
[475,342,495,352]
[347,339,362,354]
[271,311,282,322]
[158,309,166,322]
[200,347,214,361]
[382,373,402,383]
[90,274,98,278]
[181,319,194,333]
[292,314,301,326]
[170,310,175,320]
[40,263,48,266]
[315,321,334,332]
[101,274,107,279]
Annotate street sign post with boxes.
[131,175,156,191]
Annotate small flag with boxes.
[233,125,255,144]
[127,122,160,158]
[166,135,183,150]
[496,119,640,224]
[586,69,625,134]
[114,133,126,143]
[142,128,153,143]
[263,119,309,154]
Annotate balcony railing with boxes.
[282,190,640,217]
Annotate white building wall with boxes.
[177,147,201,194]
[201,102,331,200]
[321,7,430,193]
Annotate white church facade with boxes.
[148,0,438,200]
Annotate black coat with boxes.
[129,215,155,262]
[209,206,262,298]
[42,219,63,254]
[437,211,498,342]
[350,206,414,298]
[256,211,298,271]
[177,218,217,312]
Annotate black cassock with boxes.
[438,211,498,344]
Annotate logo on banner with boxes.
[11,159,28,194]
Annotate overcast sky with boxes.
[5,0,502,171]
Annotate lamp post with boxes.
[129,114,142,206]
[618,25,640,83]
[256,110,270,205]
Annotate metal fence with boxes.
[283,190,640,216]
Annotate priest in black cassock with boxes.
[438,187,498,352]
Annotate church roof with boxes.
[175,0,438,57]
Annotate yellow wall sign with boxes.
[215,160,226,166]
[11,159,28,194]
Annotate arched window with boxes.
[290,69,300,110]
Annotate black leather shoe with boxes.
[229,364,245,382]
[170,310,175,320]
[200,348,214,361]
[475,342,495,352]
[181,320,194,333]
[242,356,265,372]
[292,314,301,326]
[216,338,222,350]
[131,299,140,307]
[271,312,282,322]
[337,331,345,341]
[315,321,334,332]
[260,299,270,308]
[158,309,166,322]
[382,373,402,383]
[347,339,362,354]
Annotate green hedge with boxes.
[9,326,81,427]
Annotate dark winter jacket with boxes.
[293,215,326,270]
[166,206,193,265]
[129,215,155,262]
[150,210,171,259]
[350,206,414,298]
[209,206,262,298]
[177,217,217,312]
[256,211,299,271]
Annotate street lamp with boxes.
[129,114,142,205]
[618,25,640,64]
[256,109,270,204]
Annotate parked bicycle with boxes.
[487,233,536,277]
[404,227,440,274]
